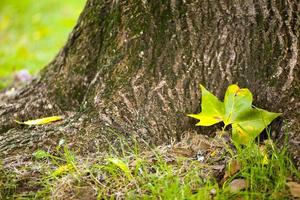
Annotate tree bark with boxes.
[0,0,299,166]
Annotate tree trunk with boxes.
[0,0,299,166]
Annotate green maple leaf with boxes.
[232,108,281,144]
[188,84,281,145]
[223,84,253,126]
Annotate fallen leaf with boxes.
[286,182,300,198]
[210,150,217,157]
[33,150,51,159]
[211,165,225,171]
[52,164,73,177]
[15,116,64,125]
[229,179,248,193]
[170,147,195,157]
[107,158,132,180]
[223,159,241,180]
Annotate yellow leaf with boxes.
[210,150,217,157]
[52,164,73,177]
[188,114,223,126]
[107,158,133,180]
[15,116,63,125]
[260,145,269,165]
[262,154,269,165]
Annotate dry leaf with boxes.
[169,147,195,157]
[223,159,241,181]
[229,179,248,193]
[286,182,300,198]
[15,116,63,125]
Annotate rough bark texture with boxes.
[0,0,299,166]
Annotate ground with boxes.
[1,131,299,199]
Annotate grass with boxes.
[0,0,86,89]
[0,132,299,199]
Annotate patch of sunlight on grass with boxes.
[0,0,86,89]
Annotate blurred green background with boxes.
[0,0,86,89]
